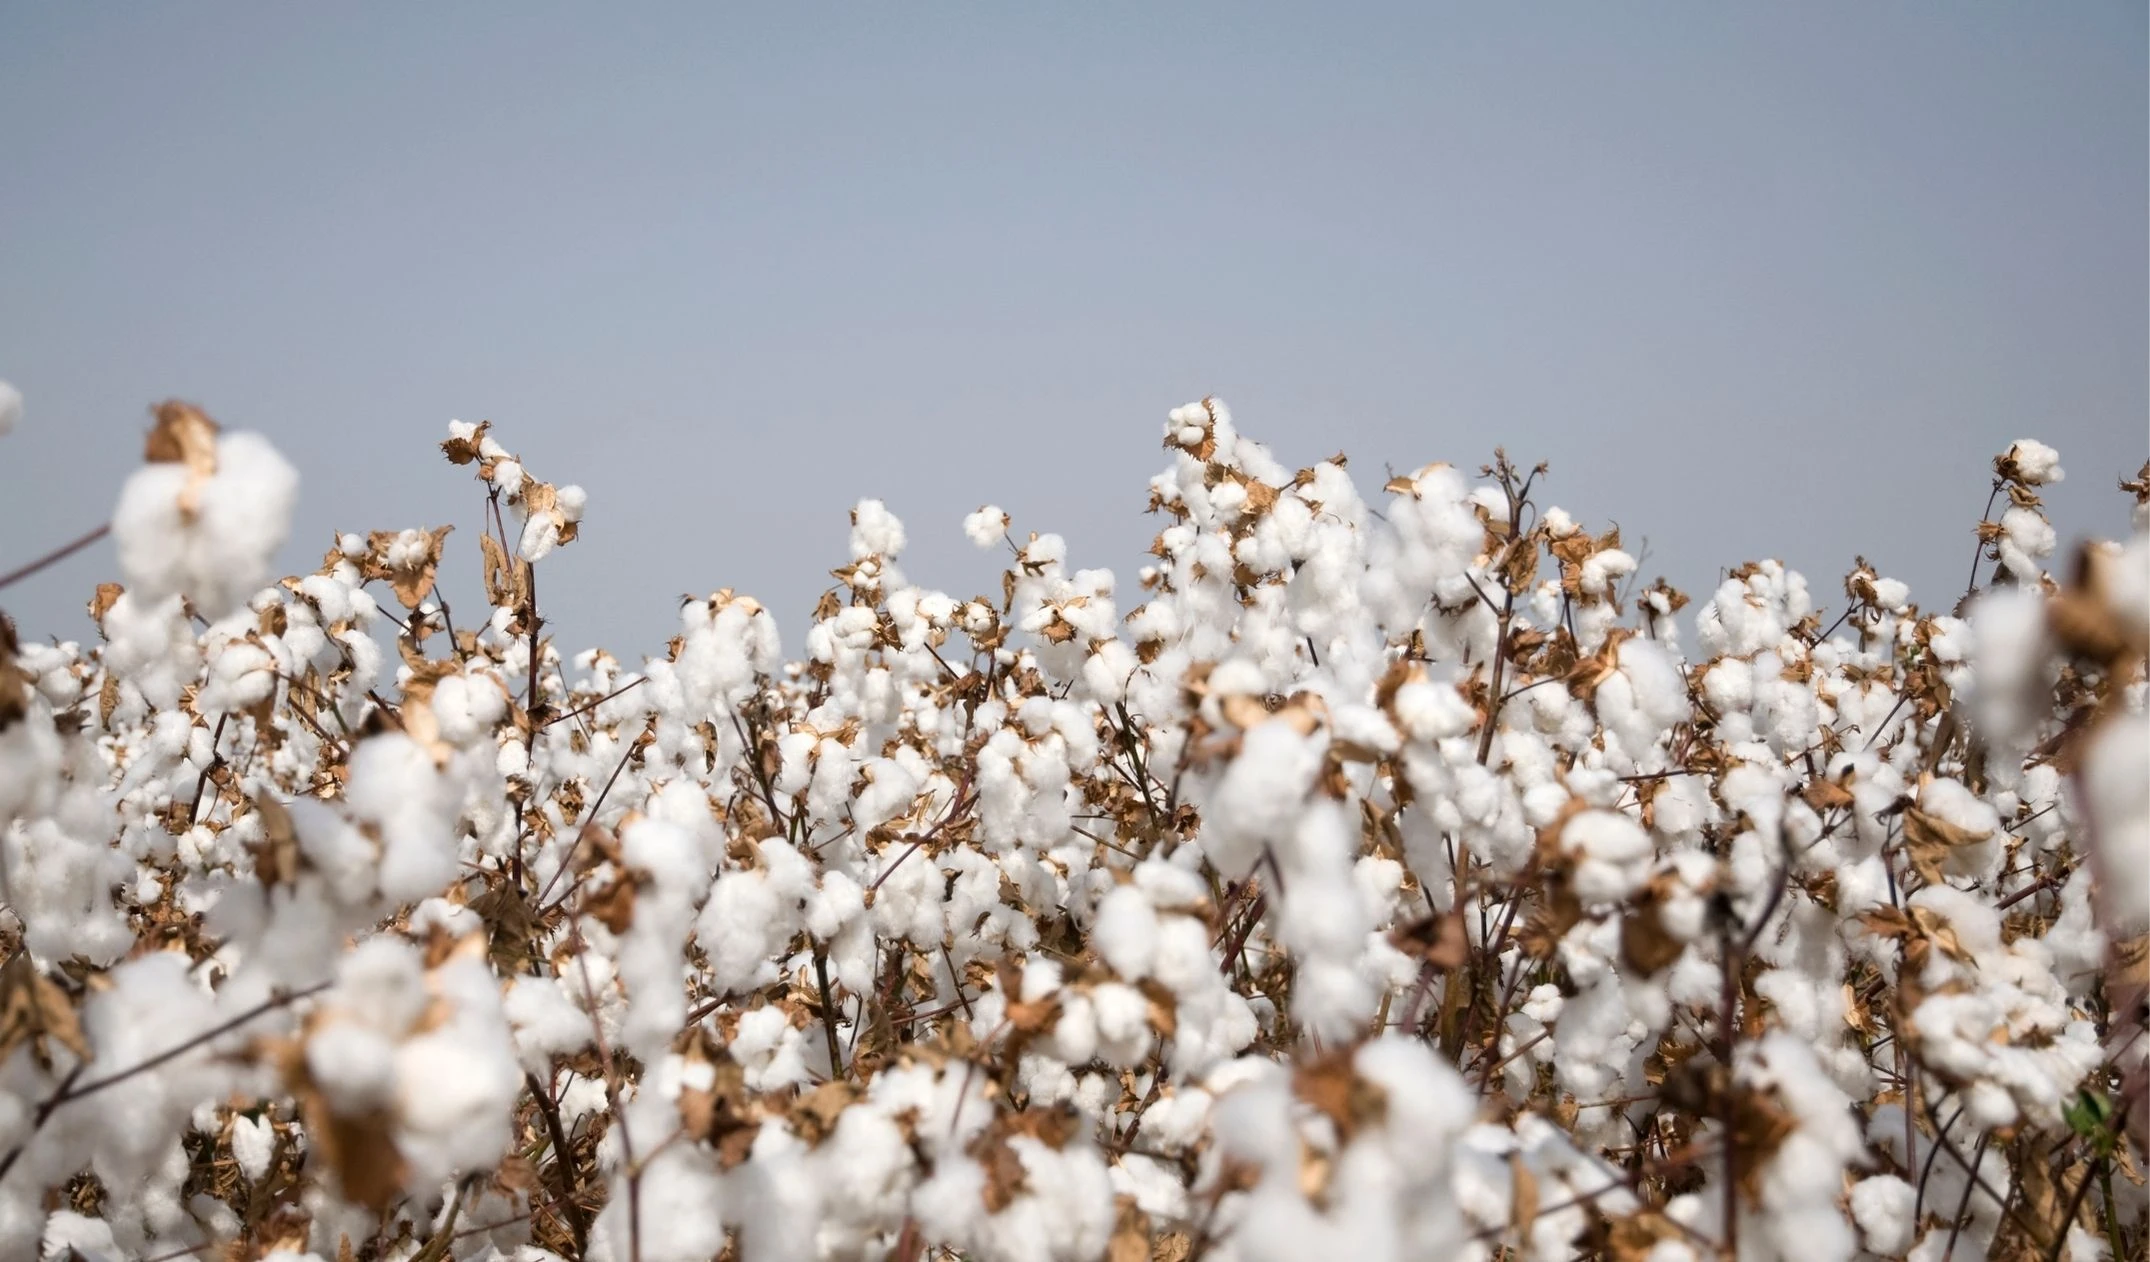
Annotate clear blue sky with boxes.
[2,4,2143,658]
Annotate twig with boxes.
[0,522,110,592]
[525,1068,594,1254]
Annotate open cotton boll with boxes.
[1561,809,1654,903]
[850,498,907,558]
[0,379,20,436]
[2000,439,2064,486]
[196,638,277,714]
[965,505,1010,549]
[2083,712,2150,935]
[1092,884,1160,980]
[113,429,299,621]
[391,959,520,1187]
[342,733,462,905]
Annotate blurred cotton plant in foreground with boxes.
[0,393,2143,1262]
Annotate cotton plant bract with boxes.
[0,396,2144,1262]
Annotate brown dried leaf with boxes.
[1902,806,1989,885]
[584,874,639,934]
[0,951,89,1065]
[250,795,302,887]
[1390,911,1468,971]
[0,617,26,732]
[144,401,221,520]
[1509,1151,1539,1239]
[1620,905,1685,976]
[977,1133,1029,1213]
[1292,1047,1386,1142]
[440,420,491,465]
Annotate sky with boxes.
[2,4,2144,663]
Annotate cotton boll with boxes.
[965,505,1010,548]
[0,701,61,823]
[197,639,277,714]
[1561,809,1653,904]
[2083,712,2149,936]
[1598,638,1687,763]
[1201,720,1324,880]
[344,733,461,905]
[113,429,300,621]
[1392,679,1476,743]
[2000,439,2064,486]
[331,937,429,1035]
[393,961,520,1188]
[850,499,907,559]
[1848,1175,1915,1256]
[1092,885,1159,980]
[503,976,596,1073]
[0,379,20,435]
[1995,505,2056,582]
[229,1114,276,1183]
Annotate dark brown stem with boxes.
[0,522,110,592]
[525,1069,593,1254]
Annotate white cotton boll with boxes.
[307,1024,401,1113]
[42,1212,121,1262]
[2105,532,2150,647]
[1051,994,1100,1065]
[1600,637,1687,752]
[0,702,62,822]
[1579,548,1636,597]
[332,937,430,1034]
[964,505,1010,548]
[1522,984,1564,1025]
[230,1114,276,1183]
[431,673,508,747]
[850,498,907,558]
[1092,885,1160,980]
[344,733,460,905]
[1392,679,1476,743]
[198,639,277,714]
[0,379,20,435]
[1202,721,1324,879]
[732,1006,812,1091]
[556,483,587,521]
[590,1149,727,1262]
[113,430,300,620]
[503,976,595,1073]
[699,871,784,994]
[1848,1176,1915,1256]
[2002,439,2064,485]
[1995,505,2056,581]
[1562,809,1653,903]
[1089,982,1152,1068]
[517,513,560,563]
[2083,712,2150,935]
[393,968,520,1186]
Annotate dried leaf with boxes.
[0,952,89,1065]
[249,795,302,887]
[440,420,491,465]
[144,400,221,520]
[1903,806,1989,884]
[0,617,26,732]
[1390,911,1468,970]
[1292,1047,1386,1142]
[1509,1151,1539,1238]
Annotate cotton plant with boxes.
[0,399,2142,1262]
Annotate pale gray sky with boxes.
[2,4,2144,660]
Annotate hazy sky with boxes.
[2,4,2144,662]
